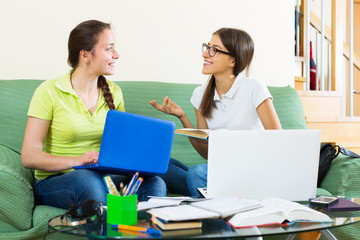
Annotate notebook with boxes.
[73,110,175,175]
[324,198,360,211]
[205,129,321,201]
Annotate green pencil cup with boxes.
[107,194,137,225]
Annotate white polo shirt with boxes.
[190,74,272,130]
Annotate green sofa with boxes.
[0,79,359,239]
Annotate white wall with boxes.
[0,0,294,86]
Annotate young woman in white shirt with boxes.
[150,28,282,196]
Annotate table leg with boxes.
[285,234,296,240]
[319,229,337,240]
[286,230,337,240]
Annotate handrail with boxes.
[310,11,332,41]
[344,45,360,71]
[310,10,360,70]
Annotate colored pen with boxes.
[122,185,127,195]
[129,177,143,195]
[115,229,147,237]
[103,176,120,196]
[109,176,120,196]
[124,172,139,196]
[111,224,161,235]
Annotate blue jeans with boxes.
[187,164,208,197]
[33,169,166,209]
[160,158,191,196]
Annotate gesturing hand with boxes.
[150,96,185,119]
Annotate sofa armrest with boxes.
[0,146,35,232]
[0,165,34,231]
[0,144,33,184]
[320,154,360,198]
[316,188,333,197]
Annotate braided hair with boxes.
[97,75,115,110]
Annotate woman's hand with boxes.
[150,96,186,119]
[77,151,99,166]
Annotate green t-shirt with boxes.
[27,71,125,179]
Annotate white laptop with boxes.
[205,129,321,201]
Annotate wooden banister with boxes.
[310,11,332,41]
[310,10,360,70]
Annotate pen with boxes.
[129,177,143,195]
[122,185,127,195]
[111,224,161,235]
[125,172,139,196]
[115,229,147,237]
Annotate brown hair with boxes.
[199,28,254,118]
[68,20,115,110]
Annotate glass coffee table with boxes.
[49,200,360,239]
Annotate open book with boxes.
[227,198,333,228]
[174,128,211,140]
[147,196,262,222]
[138,196,206,211]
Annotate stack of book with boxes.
[147,196,262,230]
[143,196,334,230]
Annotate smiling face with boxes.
[202,34,235,78]
[88,29,119,76]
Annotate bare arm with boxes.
[150,97,209,159]
[21,116,98,171]
[257,98,282,130]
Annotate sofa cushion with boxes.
[0,145,33,184]
[32,205,66,228]
[321,154,360,198]
[0,205,68,240]
[268,86,307,129]
[0,80,43,154]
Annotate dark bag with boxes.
[317,144,360,187]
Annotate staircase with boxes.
[293,1,360,155]
[295,56,360,154]
[297,89,360,155]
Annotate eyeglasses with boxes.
[202,43,231,57]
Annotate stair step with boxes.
[307,119,360,154]
[298,92,360,153]
[298,90,342,121]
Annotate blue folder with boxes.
[73,110,175,175]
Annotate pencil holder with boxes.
[107,194,137,225]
